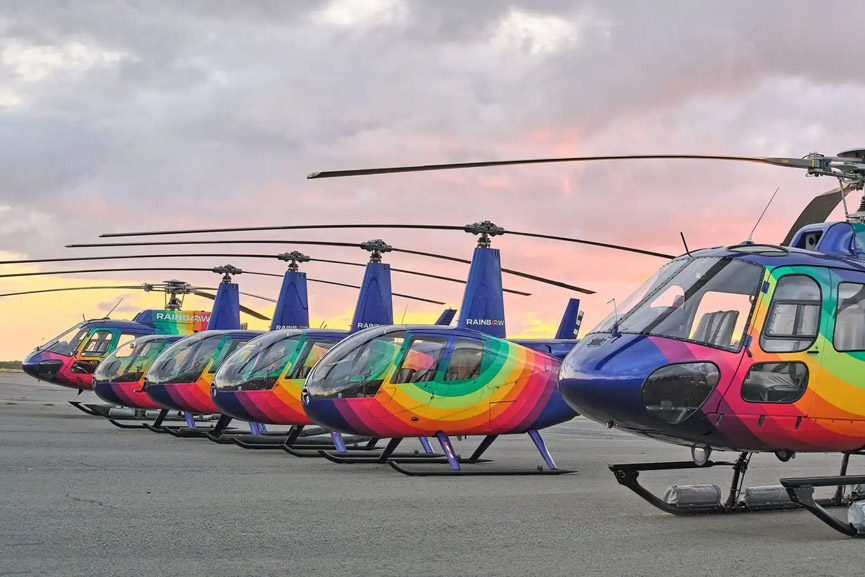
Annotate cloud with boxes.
[1,0,864,359]
[313,0,409,29]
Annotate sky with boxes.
[1,0,864,360]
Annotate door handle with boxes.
[807,349,820,355]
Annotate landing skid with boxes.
[68,401,112,417]
[609,452,856,522]
[314,437,440,463]
[385,430,572,476]
[237,433,372,451]
[388,462,569,476]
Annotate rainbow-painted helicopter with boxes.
[0,264,272,401]
[312,149,865,535]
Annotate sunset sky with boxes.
[1,0,864,360]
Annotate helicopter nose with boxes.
[301,390,363,436]
[558,334,723,432]
[21,352,62,381]
[558,334,662,428]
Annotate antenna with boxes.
[400,304,409,324]
[608,297,620,338]
[679,232,691,257]
[746,187,780,243]
[106,298,124,318]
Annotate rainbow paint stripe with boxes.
[304,328,576,438]
[92,335,183,410]
[145,330,261,414]
[211,330,347,426]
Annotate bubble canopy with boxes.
[146,330,260,386]
[212,330,302,391]
[94,335,183,383]
[305,326,410,399]
[212,329,346,391]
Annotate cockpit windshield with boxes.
[41,324,89,356]
[212,331,302,391]
[94,335,181,383]
[305,326,406,398]
[592,256,764,351]
[147,332,257,386]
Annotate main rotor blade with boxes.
[0,267,283,280]
[306,154,820,179]
[93,225,670,261]
[0,266,445,306]
[99,223,464,238]
[780,186,854,246]
[66,240,594,294]
[0,285,146,298]
[2,252,528,295]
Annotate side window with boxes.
[444,340,484,381]
[760,275,821,353]
[741,362,808,404]
[392,337,447,384]
[835,282,865,352]
[208,338,251,374]
[116,333,140,350]
[81,330,114,357]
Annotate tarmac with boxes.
[0,371,862,577]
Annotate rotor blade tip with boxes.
[307,172,321,179]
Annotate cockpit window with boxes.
[42,325,89,356]
[207,336,255,374]
[213,332,302,391]
[147,333,222,385]
[81,330,114,357]
[593,257,764,352]
[95,336,179,383]
[392,337,447,384]
[305,327,406,399]
[761,275,821,353]
[288,338,338,380]
[444,340,484,381]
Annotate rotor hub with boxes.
[464,220,505,248]
[212,264,243,283]
[277,251,311,272]
[360,239,392,263]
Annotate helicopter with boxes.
[296,223,590,475]
[308,148,865,535]
[1,264,272,411]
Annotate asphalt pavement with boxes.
[0,372,861,577]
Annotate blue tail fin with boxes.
[457,247,506,338]
[208,282,241,330]
[434,308,457,326]
[270,270,310,330]
[350,262,393,333]
[554,298,583,339]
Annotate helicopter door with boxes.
[741,270,828,416]
[425,338,487,427]
[372,335,447,421]
[71,329,116,374]
[807,270,865,421]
